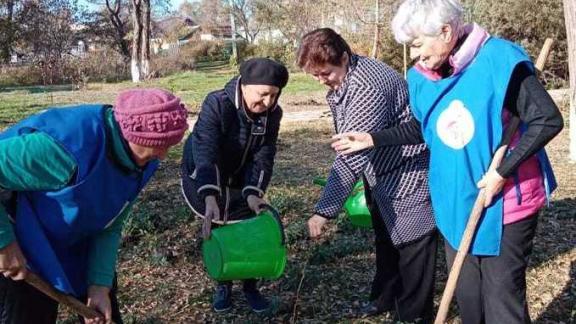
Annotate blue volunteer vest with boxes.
[408,37,556,255]
[0,105,158,296]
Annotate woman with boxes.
[297,28,437,323]
[180,58,289,314]
[332,1,563,323]
[0,89,189,324]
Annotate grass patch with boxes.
[0,67,324,129]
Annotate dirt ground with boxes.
[60,91,575,323]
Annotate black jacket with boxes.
[182,77,282,203]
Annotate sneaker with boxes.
[213,284,232,312]
[243,289,270,313]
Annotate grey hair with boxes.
[391,0,464,44]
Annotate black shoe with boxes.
[213,284,232,313]
[360,301,391,317]
[243,288,270,313]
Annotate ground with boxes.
[0,71,574,323]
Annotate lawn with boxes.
[0,68,325,128]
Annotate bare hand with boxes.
[0,241,28,280]
[247,195,266,214]
[203,195,220,239]
[477,170,506,207]
[85,285,111,324]
[308,214,328,238]
[331,132,374,155]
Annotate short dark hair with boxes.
[296,28,352,69]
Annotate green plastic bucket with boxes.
[202,205,287,281]
[313,177,372,228]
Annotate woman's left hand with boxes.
[85,285,112,324]
[477,170,506,207]
[331,132,374,154]
[247,195,266,214]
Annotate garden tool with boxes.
[25,271,106,321]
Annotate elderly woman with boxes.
[332,1,563,323]
[297,28,437,322]
[0,89,189,324]
[180,58,288,314]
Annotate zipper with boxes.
[233,132,253,175]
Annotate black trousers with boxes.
[444,214,538,324]
[0,275,123,324]
[368,193,438,323]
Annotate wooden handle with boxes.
[25,272,104,320]
[434,190,486,324]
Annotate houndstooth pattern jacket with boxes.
[315,55,435,246]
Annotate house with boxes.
[151,16,200,54]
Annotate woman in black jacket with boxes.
[181,58,288,313]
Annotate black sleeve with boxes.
[369,118,424,147]
[496,63,564,178]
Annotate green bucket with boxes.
[313,177,372,228]
[202,205,287,281]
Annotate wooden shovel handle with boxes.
[25,272,104,320]
[434,189,486,324]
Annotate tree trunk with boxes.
[229,1,238,62]
[564,0,576,161]
[140,0,150,79]
[370,0,380,59]
[1,0,15,63]
[131,0,142,82]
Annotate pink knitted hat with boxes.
[113,88,189,148]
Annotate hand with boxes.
[203,195,220,239]
[0,241,28,280]
[308,214,328,239]
[247,195,266,214]
[331,132,374,155]
[477,169,506,207]
[85,285,111,324]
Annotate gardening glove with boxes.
[247,195,266,214]
[0,241,28,280]
[203,195,220,239]
[477,169,506,208]
[308,214,328,239]
[85,285,111,324]
[331,132,374,155]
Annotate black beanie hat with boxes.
[239,58,289,89]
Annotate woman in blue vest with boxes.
[180,58,289,314]
[0,89,189,324]
[331,1,564,323]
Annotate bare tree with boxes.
[228,0,261,44]
[564,0,576,160]
[105,0,130,63]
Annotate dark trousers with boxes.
[0,275,123,324]
[368,197,438,323]
[444,214,538,324]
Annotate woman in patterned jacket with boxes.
[297,28,437,323]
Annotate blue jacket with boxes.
[0,106,157,296]
[182,77,282,203]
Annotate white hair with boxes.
[391,0,464,44]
